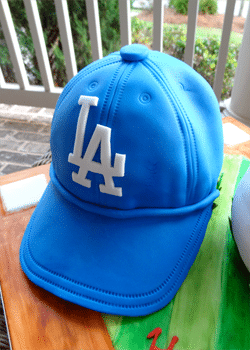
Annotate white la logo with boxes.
[68,95,126,197]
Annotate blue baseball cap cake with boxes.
[20,44,224,316]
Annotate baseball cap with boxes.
[20,44,224,317]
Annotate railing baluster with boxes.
[213,0,236,102]
[119,0,131,47]
[85,0,103,61]
[0,0,29,90]
[54,0,77,81]
[184,0,199,67]
[23,0,54,92]
[0,0,241,109]
[153,0,164,52]
[0,67,6,88]
[224,3,250,125]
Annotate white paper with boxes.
[223,123,250,146]
[0,174,47,213]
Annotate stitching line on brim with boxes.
[21,207,209,309]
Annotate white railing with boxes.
[224,2,250,127]
[0,0,247,112]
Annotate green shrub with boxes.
[193,37,238,99]
[199,0,218,15]
[0,0,121,87]
[132,18,240,101]
[0,5,239,101]
[131,17,153,46]
[169,0,189,15]
[169,0,218,15]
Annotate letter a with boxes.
[68,96,126,197]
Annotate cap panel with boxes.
[53,55,121,115]
[51,60,125,206]
[178,70,224,194]
[148,50,223,203]
[107,61,188,208]
[144,56,198,205]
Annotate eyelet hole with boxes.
[139,92,151,104]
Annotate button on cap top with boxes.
[120,44,149,62]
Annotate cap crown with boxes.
[51,45,223,210]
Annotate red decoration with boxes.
[147,327,179,350]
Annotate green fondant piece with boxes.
[166,154,243,349]
[103,300,174,349]
[214,156,250,349]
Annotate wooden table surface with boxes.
[0,116,250,350]
[0,164,114,350]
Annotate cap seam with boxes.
[96,62,125,202]
[110,63,136,130]
[142,59,189,205]
[145,58,199,204]
[22,206,209,307]
[98,62,136,205]
[54,57,122,119]
[100,63,125,126]
[155,58,199,201]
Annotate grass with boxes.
[163,23,243,45]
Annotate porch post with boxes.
[224,4,250,126]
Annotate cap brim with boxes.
[20,176,213,317]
